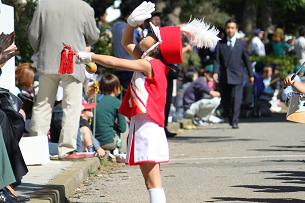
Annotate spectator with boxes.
[111,2,138,89]
[271,27,290,56]
[95,74,126,152]
[254,65,276,116]
[28,0,100,159]
[14,63,35,121]
[183,68,222,126]
[214,19,254,129]
[151,12,161,27]
[251,28,266,56]
[79,101,106,158]
[295,26,305,65]
[0,38,29,202]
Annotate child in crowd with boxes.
[76,2,219,202]
[254,65,279,116]
[95,74,126,153]
[14,63,36,120]
[79,100,106,158]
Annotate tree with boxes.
[2,0,37,62]
[155,0,230,27]
[242,0,256,36]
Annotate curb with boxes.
[28,158,101,203]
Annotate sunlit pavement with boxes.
[71,113,305,203]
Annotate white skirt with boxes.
[126,114,169,165]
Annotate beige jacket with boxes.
[28,0,100,82]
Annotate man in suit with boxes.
[28,0,99,158]
[214,19,254,129]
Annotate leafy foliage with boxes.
[251,55,297,79]
[93,24,112,56]
[179,0,231,27]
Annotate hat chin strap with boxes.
[141,41,160,59]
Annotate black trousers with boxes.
[164,77,173,127]
[0,109,28,184]
[220,83,244,124]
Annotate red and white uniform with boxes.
[119,58,169,165]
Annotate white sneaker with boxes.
[113,148,119,156]
[208,115,224,123]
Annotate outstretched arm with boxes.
[90,54,152,76]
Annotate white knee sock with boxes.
[148,188,166,203]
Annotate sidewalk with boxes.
[16,158,101,203]
[13,120,187,203]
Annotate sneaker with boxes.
[112,148,120,156]
[115,153,127,163]
[193,118,208,126]
[192,117,200,126]
[207,115,224,124]
[86,145,95,153]
[77,152,96,158]
[59,151,86,160]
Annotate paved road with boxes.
[71,114,305,203]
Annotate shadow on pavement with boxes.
[208,197,305,202]
[17,183,67,203]
[240,113,287,123]
[169,135,259,143]
[209,169,305,202]
[262,170,305,185]
[250,144,305,153]
[232,184,305,193]
[263,159,305,164]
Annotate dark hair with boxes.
[152,12,161,18]
[299,26,305,36]
[184,68,198,83]
[100,73,121,95]
[225,18,238,28]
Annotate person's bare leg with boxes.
[140,162,166,203]
[80,126,93,148]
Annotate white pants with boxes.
[30,74,82,156]
[185,97,221,118]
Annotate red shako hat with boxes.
[159,26,182,64]
[147,18,220,65]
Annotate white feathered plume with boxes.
[181,18,220,48]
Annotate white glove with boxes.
[127,1,155,27]
[77,52,93,64]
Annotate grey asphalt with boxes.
[70,114,305,203]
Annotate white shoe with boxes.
[208,115,224,123]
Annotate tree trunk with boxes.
[242,0,257,36]
[260,0,272,31]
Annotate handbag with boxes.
[0,87,23,112]
[0,88,25,142]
